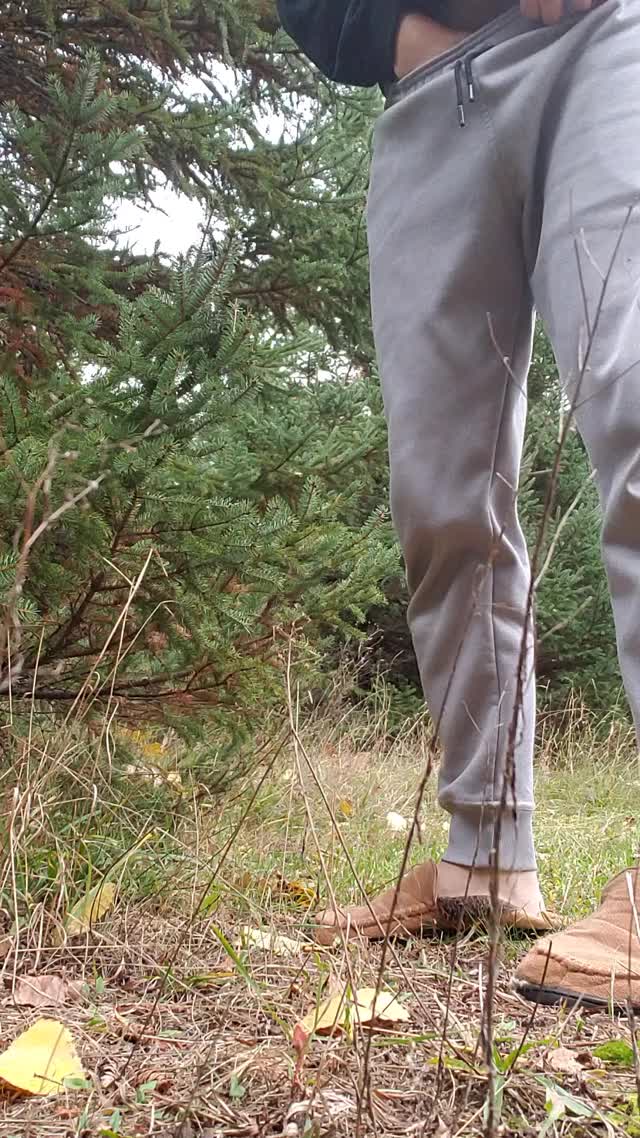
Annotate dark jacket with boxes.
[277,0,444,88]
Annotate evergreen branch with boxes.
[0,126,77,276]
[39,574,107,664]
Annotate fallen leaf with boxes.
[338,799,354,818]
[12,975,76,1008]
[281,879,317,908]
[547,1047,583,1075]
[266,874,317,907]
[299,986,410,1036]
[356,987,411,1023]
[59,881,116,941]
[0,1018,84,1095]
[240,927,302,957]
[386,812,409,834]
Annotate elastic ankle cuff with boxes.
[445,807,536,871]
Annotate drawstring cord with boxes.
[454,59,467,127]
[454,45,494,128]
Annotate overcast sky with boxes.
[114,68,286,258]
[116,187,205,256]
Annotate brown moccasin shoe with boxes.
[514,866,640,1011]
[315,860,559,946]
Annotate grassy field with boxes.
[1,707,639,1137]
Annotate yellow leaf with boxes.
[62,881,116,940]
[300,986,410,1036]
[282,879,317,908]
[356,988,411,1023]
[0,1018,84,1096]
[240,927,302,957]
[265,874,318,908]
[141,740,165,759]
[300,993,345,1035]
[338,799,354,818]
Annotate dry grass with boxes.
[2,922,639,1138]
[1,707,639,1137]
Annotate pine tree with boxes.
[3,0,612,741]
[0,2,397,736]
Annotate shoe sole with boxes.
[513,979,640,1014]
[314,899,559,947]
[314,918,555,947]
[313,920,439,946]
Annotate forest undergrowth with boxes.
[1,694,639,1138]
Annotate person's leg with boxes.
[371,26,539,880]
[510,0,640,1006]
[316,11,549,943]
[531,8,640,741]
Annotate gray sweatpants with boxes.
[367,0,640,870]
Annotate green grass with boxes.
[2,703,637,946]
[230,713,639,925]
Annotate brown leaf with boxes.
[547,1046,583,1075]
[12,975,77,1008]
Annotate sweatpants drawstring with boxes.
[454,59,467,127]
[455,45,494,127]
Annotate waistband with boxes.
[384,4,526,107]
